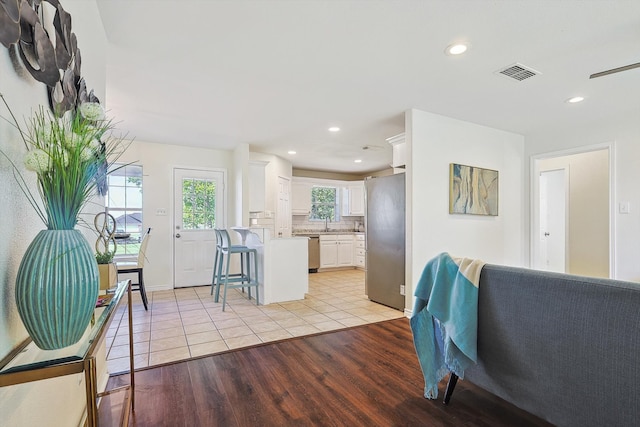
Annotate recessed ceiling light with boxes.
[445,43,469,56]
[354,159,362,163]
[328,126,340,132]
[566,96,585,104]
[287,150,296,155]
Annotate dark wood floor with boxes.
[100,318,552,426]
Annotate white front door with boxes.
[276,176,291,238]
[174,168,225,287]
[539,168,567,272]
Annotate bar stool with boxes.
[211,228,246,296]
[212,228,259,311]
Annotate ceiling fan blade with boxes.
[590,62,640,79]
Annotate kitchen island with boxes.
[232,227,309,305]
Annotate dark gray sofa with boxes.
[445,265,640,427]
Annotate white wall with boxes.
[117,140,235,291]
[0,1,108,425]
[64,0,108,103]
[234,143,250,227]
[525,109,640,281]
[406,109,526,311]
[0,42,43,360]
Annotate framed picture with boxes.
[449,163,499,216]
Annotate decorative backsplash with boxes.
[292,216,364,233]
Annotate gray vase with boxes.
[15,229,99,350]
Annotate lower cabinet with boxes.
[320,237,338,268]
[337,237,354,266]
[320,235,354,268]
[354,234,365,269]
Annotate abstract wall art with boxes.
[449,163,499,216]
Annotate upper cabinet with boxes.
[249,161,268,212]
[292,181,312,215]
[386,133,406,169]
[345,182,365,216]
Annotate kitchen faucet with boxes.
[325,216,331,232]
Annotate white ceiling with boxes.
[96,0,640,174]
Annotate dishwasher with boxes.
[307,235,320,272]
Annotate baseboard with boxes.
[404,308,412,318]
[143,284,175,293]
[317,266,359,273]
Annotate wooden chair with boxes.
[117,228,151,310]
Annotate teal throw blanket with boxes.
[410,252,485,399]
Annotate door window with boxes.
[182,178,217,230]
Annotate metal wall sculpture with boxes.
[0,0,99,116]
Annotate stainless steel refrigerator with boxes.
[365,173,405,311]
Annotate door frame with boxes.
[172,166,228,288]
[529,142,615,278]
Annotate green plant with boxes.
[0,93,129,230]
[95,251,115,264]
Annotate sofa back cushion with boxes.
[464,265,640,427]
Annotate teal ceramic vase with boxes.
[15,229,99,350]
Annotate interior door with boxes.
[174,168,224,287]
[539,168,567,272]
[276,176,291,238]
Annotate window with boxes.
[105,164,143,256]
[310,186,338,221]
[181,178,217,229]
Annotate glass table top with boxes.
[0,281,128,375]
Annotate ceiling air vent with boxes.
[495,63,541,81]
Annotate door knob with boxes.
[176,233,181,238]
[544,232,550,236]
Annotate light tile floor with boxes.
[105,269,405,373]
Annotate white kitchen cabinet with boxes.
[386,133,406,168]
[320,235,338,268]
[354,234,365,269]
[337,235,354,266]
[320,234,354,268]
[292,181,312,215]
[347,182,365,216]
[249,161,268,212]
